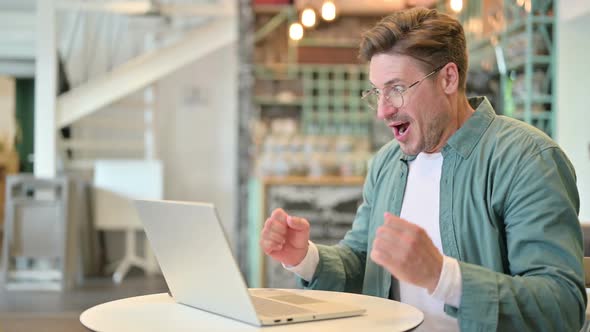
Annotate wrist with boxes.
[283,241,319,282]
[429,256,463,308]
[293,243,310,266]
[427,254,444,293]
[284,243,309,267]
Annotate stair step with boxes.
[110,98,153,110]
[63,159,95,171]
[83,108,149,121]
[60,139,145,151]
[76,118,146,131]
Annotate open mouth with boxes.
[389,121,411,140]
[396,122,409,135]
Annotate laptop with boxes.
[134,199,366,326]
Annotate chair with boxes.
[93,159,163,283]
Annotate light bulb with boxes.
[450,0,462,13]
[301,8,316,28]
[289,22,304,41]
[321,1,336,21]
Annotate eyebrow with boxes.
[369,77,404,88]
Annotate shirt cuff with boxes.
[282,241,319,282]
[429,255,462,308]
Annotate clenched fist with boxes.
[260,208,310,267]
[371,212,443,293]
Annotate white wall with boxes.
[558,0,590,21]
[156,42,238,248]
[556,3,590,222]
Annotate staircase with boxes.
[0,0,236,174]
[62,89,156,172]
[0,0,237,284]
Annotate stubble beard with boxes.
[400,112,451,155]
[423,111,452,153]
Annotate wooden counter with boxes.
[262,175,365,186]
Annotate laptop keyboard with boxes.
[251,296,313,317]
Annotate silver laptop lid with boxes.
[135,200,260,325]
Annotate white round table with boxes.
[80,289,423,332]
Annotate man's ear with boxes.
[440,62,460,94]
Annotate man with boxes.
[259,7,586,331]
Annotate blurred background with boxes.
[0,0,588,331]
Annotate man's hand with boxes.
[260,208,310,267]
[370,212,443,293]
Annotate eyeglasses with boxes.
[361,64,445,110]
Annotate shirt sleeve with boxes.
[430,255,462,308]
[282,241,319,282]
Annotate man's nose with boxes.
[376,99,398,120]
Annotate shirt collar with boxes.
[444,96,495,159]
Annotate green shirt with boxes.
[300,97,587,331]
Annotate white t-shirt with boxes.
[398,152,459,331]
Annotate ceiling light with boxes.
[301,8,316,28]
[450,0,463,13]
[321,1,336,21]
[289,22,304,41]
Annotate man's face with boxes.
[369,53,452,155]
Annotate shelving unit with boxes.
[459,0,556,137]
[500,1,555,136]
[300,65,371,136]
[249,85,373,285]
[248,6,384,287]
[253,64,389,145]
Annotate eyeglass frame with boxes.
[361,64,446,110]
